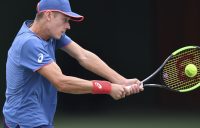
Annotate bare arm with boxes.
[37,61,92,94]
[61,42,127,84]
[37,62,126,100]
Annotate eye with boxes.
[64,18,69,23]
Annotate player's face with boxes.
[49,12,71,39]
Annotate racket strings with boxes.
[162,48,200,91]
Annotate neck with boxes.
[29,20,50,40]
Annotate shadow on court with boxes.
[54,109,200,128]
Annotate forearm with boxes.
[78,51,127,84]
[37,61,126,98]
[57,75,127,100]
[61,42,127,84]
[56,75,93,94]
[55,74,116,95]
[38,61,93,94]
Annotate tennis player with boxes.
[3,0,143,127]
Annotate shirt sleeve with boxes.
[20,38,53,72]
[55,34,72,49]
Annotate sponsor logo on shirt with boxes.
[38,53,44,63]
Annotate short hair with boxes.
[35,12,45,21]
[35,11,59,21]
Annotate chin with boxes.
[54,35,62,39]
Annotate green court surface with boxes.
[54,111,200,128]
[1,111,199,128]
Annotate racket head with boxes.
[161,46,200,92]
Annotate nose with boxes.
[65,22,71,30]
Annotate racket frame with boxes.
[142,46,200,92]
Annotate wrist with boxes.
[119,79,129,86]
[92,80,112,94]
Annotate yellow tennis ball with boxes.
[185,64,198,77]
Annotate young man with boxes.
[3,0,143,127]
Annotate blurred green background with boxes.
[1,0,200,127]
[54,111,200,128]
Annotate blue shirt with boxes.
[3,20,72,128]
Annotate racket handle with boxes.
[143,84,165,88]
[125,83,143,89]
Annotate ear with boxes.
[44,11,53,21]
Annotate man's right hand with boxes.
[109,84,126,100]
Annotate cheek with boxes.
[48,20,64,36]
[53,22,64,31]
[49,24,61,34]
[50,23,64,38]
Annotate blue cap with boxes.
[37,0,84,22]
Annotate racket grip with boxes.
[125,83,143,89]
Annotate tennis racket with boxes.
[142,46,200,93]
